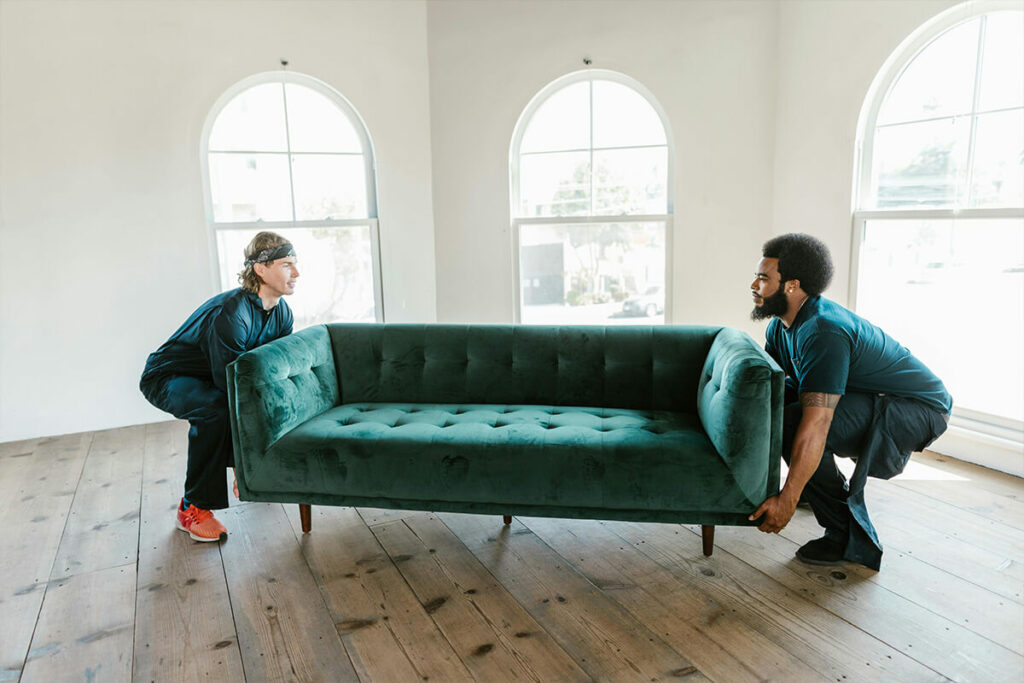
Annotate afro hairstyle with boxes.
[761,233,834,296]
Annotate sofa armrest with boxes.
[227,325,339,494]
[696,327,784,506]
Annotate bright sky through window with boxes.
[511,71,672,325]
[856,8,1024,425]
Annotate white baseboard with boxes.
[928,425,1024,478]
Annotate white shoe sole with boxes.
[175,517,226,542]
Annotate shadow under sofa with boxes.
[227,323,784,556]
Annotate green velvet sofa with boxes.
[227,324,783,555]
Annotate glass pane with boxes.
[592,80,666,148]
[209,153,292,222]
[519,222,666,325]
[285,83,363,153]
[209,83,288,152]
[593,147,668,215]
[978,11,1024,112]
[520,81,590,153]
[878,19,979,125]
[970,109,1024,208]
[518,151,590,217]
[857,218,1024,421]
[291,154,368,220]
[216,225,377,329]
[871,118,970,208]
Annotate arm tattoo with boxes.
[799,392,841,409]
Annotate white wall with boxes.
[771,0,959,305]
[427,0,780,334]
[0,0,437,442]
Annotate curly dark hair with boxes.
[762,233,834,296]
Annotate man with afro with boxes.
[749,233,950,570]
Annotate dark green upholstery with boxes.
[227,324,783,527]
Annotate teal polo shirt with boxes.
[765,296,952,415]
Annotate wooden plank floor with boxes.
[1,419,1022,682]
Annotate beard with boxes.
[751,287,789,321]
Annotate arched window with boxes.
[510,70,673,324]
[202,72,382,329]
[853,3,1023,446]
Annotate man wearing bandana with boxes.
[140,231,298,542]
[748,233,951,570]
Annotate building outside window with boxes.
[202,72,383,329]
[510,70,673,324]
[853,3,1023,455]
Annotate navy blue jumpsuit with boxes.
[140,288,293,510]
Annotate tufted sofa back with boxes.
[327,324,719,413]
[228,322,783,504]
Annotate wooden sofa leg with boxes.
[503,515,512,525]
[701,525,714,557]
[300,504,312,533]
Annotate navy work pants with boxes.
[141,375,233,510]
[783,391,947,569]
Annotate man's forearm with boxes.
[781,398,838,503]
[781,417,829,501]
[750,392,840,532]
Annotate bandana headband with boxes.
[244,242,296,267]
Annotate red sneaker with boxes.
[175,499,227,542]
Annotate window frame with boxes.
[851,0,1024,466]
[509,69,675,324]
[200,71,385,322]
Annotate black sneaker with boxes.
[795,536,846,566]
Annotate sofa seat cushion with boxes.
[251,403,754,513]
